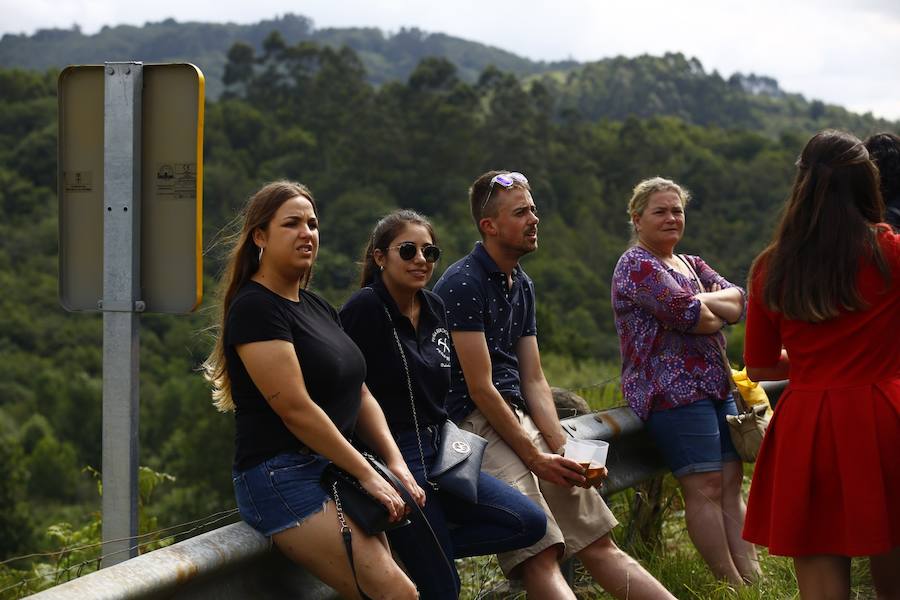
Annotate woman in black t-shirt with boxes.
[204,182,422,600]
[341,210,546,599]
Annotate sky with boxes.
[3,0,900,121]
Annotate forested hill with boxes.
[1,13,896,136]
[0,14,575,95]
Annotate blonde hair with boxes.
[203,181,317,412]
[626,177,691,243]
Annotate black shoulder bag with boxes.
[320,452,454,599]
[382,305,487,503]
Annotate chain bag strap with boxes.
[324,452,453,598]
[321,452,410,600]
[383,305,439,491]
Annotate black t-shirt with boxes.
[225,281,367,471]
[340,278,449,435]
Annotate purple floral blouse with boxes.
[611,246,745,420]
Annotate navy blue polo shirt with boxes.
[340,277,450,435]
[433,242,538,423]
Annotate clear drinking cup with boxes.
[563,438,609,487]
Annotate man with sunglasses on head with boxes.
[434,171,674,599]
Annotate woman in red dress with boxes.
[743,130,900,598]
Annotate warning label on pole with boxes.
[156,163,196,199]
[64,171,93,192]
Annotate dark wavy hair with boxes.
[204,181,318,411]
[864,132,900,228]
[750,130,890,322]
[359,209,437,287]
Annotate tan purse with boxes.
[677,255,770,462]
[725,392,770,463]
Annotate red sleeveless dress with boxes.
[743,226,900,556]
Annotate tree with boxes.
[0,435,33,557]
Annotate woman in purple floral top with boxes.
[612,177,759,585]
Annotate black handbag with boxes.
[320,451,454,600]
[319,453,410,535]
[384,306,486,503]
[430,419,487,503]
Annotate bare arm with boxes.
[237,340,406,521]
[746,349,790,382]
[354,385,403,466]
[691,302,726,334]
[515,336,566,453]
[696,286,744,324]
[451,331,585,487]
[354,385,426,507]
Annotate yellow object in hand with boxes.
[732,367,774,416]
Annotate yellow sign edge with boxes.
[187,63,205,312]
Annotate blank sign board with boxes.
[58,63,205,313]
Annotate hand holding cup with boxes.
[563,438,610,489]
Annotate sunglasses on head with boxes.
[386,241,441,263]
[481,171,528,211]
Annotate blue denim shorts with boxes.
[232,451,332,537]
[645,397,740,478]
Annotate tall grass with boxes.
[541,354,623,411]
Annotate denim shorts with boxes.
[232,451,332,537]
[645,397,740,478]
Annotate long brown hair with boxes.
[359,209,437,287]
[204,181,318,411]
[750,130,890,322]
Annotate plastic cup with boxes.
[563,438,596,464]
[585,439,610,468]
[564,438,610,488]
[563,438,610,467]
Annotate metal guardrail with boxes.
[29,381,787,600]
[27,522,340,600]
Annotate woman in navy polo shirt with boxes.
[341,210,546,599]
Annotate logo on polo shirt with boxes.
[432,327,451,365]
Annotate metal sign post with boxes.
[101,61,143,566]
[58,61,204,569]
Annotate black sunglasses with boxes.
[386,242,441,263]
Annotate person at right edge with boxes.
[433,170,675,599]
[865,131,900,231]
[743,130,900,598]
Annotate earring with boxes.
[258,246,264,262]
[380,265,384,271]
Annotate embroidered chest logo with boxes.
[432,327,451,364]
